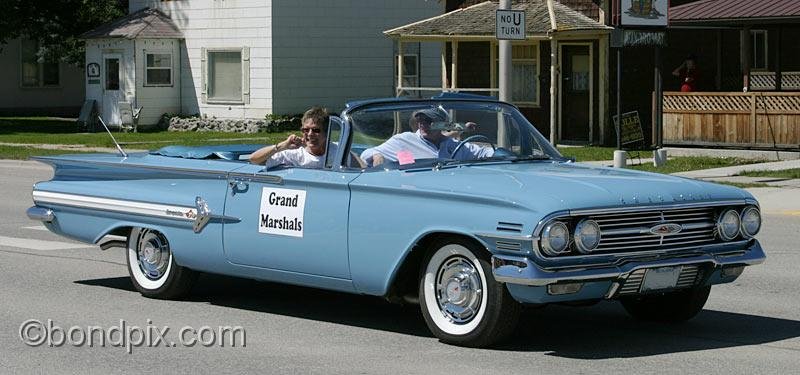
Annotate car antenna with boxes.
[96,116,128,158]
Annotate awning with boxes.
[671,0,800,25]
[384,0,611,40]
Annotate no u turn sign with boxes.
[496,9,526,40]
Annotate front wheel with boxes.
[419,238,520,347]
[620,285,711,322]
[127,227,197,299]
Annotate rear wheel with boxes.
[620,285,711,322]
[418,237,520,347]
[127,227,197,299]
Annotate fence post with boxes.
[750,92,757,145]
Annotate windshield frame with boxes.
[338,98,567,171]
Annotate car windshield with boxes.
[344,100,563,170]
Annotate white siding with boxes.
[131,0,272,119]
[84,38,136,124]
[271,0,442,114]
[0,39,84,116]
[128,0,443,119]
[135,39,181,125]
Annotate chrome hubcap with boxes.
[136,230,170,281]
[435,256,483,324]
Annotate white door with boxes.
[102,54,123,126]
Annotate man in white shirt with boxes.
[360,108,492,167]
[249,107,335,168]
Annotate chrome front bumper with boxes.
[492,240,765,287]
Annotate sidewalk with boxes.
[671,159,800,188]
[580,154,800,189]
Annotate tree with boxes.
[0,0,127,65]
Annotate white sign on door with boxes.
[258,187,306,237]
[496,9,526,40]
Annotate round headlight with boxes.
[541,221,570,256]
[573,219,601,254]
[740,206,761,238]
[717,209,740,241]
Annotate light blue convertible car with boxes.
[27,94,765,347]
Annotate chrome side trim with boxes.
[492,240,765,287]
[475,232,534,241]
[27,206,54,222]
[33,191,196,222]
[227,172,283,185]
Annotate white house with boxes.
[82,0,443,126]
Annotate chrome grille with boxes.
[592,207,717,253]
[617,265,703,296]
[495,241,522,252]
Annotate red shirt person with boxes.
[672,55,699,92]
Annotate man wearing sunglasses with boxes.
[360,108,491,167]
[249,106,335,168]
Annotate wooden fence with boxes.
[662,92,800,149]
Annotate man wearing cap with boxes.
[360,108,493,167]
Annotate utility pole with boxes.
[498,0,511,103]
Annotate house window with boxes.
[20,39,60,88]
[206,50,244,103]
[494,44,539,106]
[397,54,419,89]
[145,53,172,86]
[751,30,768,70]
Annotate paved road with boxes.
[1,161,799,374]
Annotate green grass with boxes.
[628,157,763,174]
[0,117,294,155]
[0,145,94,160]
[738,168,800,179]
[556,146,616,162]
[711,181,771,189]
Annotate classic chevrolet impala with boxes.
[27,94,765,347]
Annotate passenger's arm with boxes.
[249,134,301,164]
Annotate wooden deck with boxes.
[662,92,800,149]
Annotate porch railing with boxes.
[750,71,800,91]
[662,91,800,149]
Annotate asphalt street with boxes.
[1,160,798,374]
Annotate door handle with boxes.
[228,179,250,196]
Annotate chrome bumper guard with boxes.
[492,240,765,287]
[27,206,54,222]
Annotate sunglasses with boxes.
[301,127,323,134]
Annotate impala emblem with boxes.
[650,223,682,235]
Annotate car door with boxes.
[222,117,357,279]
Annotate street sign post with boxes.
[496,9,526,40]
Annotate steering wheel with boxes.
[449,134,496,159]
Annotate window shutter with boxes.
[242,47,250,104]
[200,47,207,103]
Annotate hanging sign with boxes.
[619,0,669,27]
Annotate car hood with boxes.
[358,161,752,214]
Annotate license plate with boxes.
[641,266,682,292]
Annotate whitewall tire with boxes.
[127,227,196,299]
[419,237,520,347]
